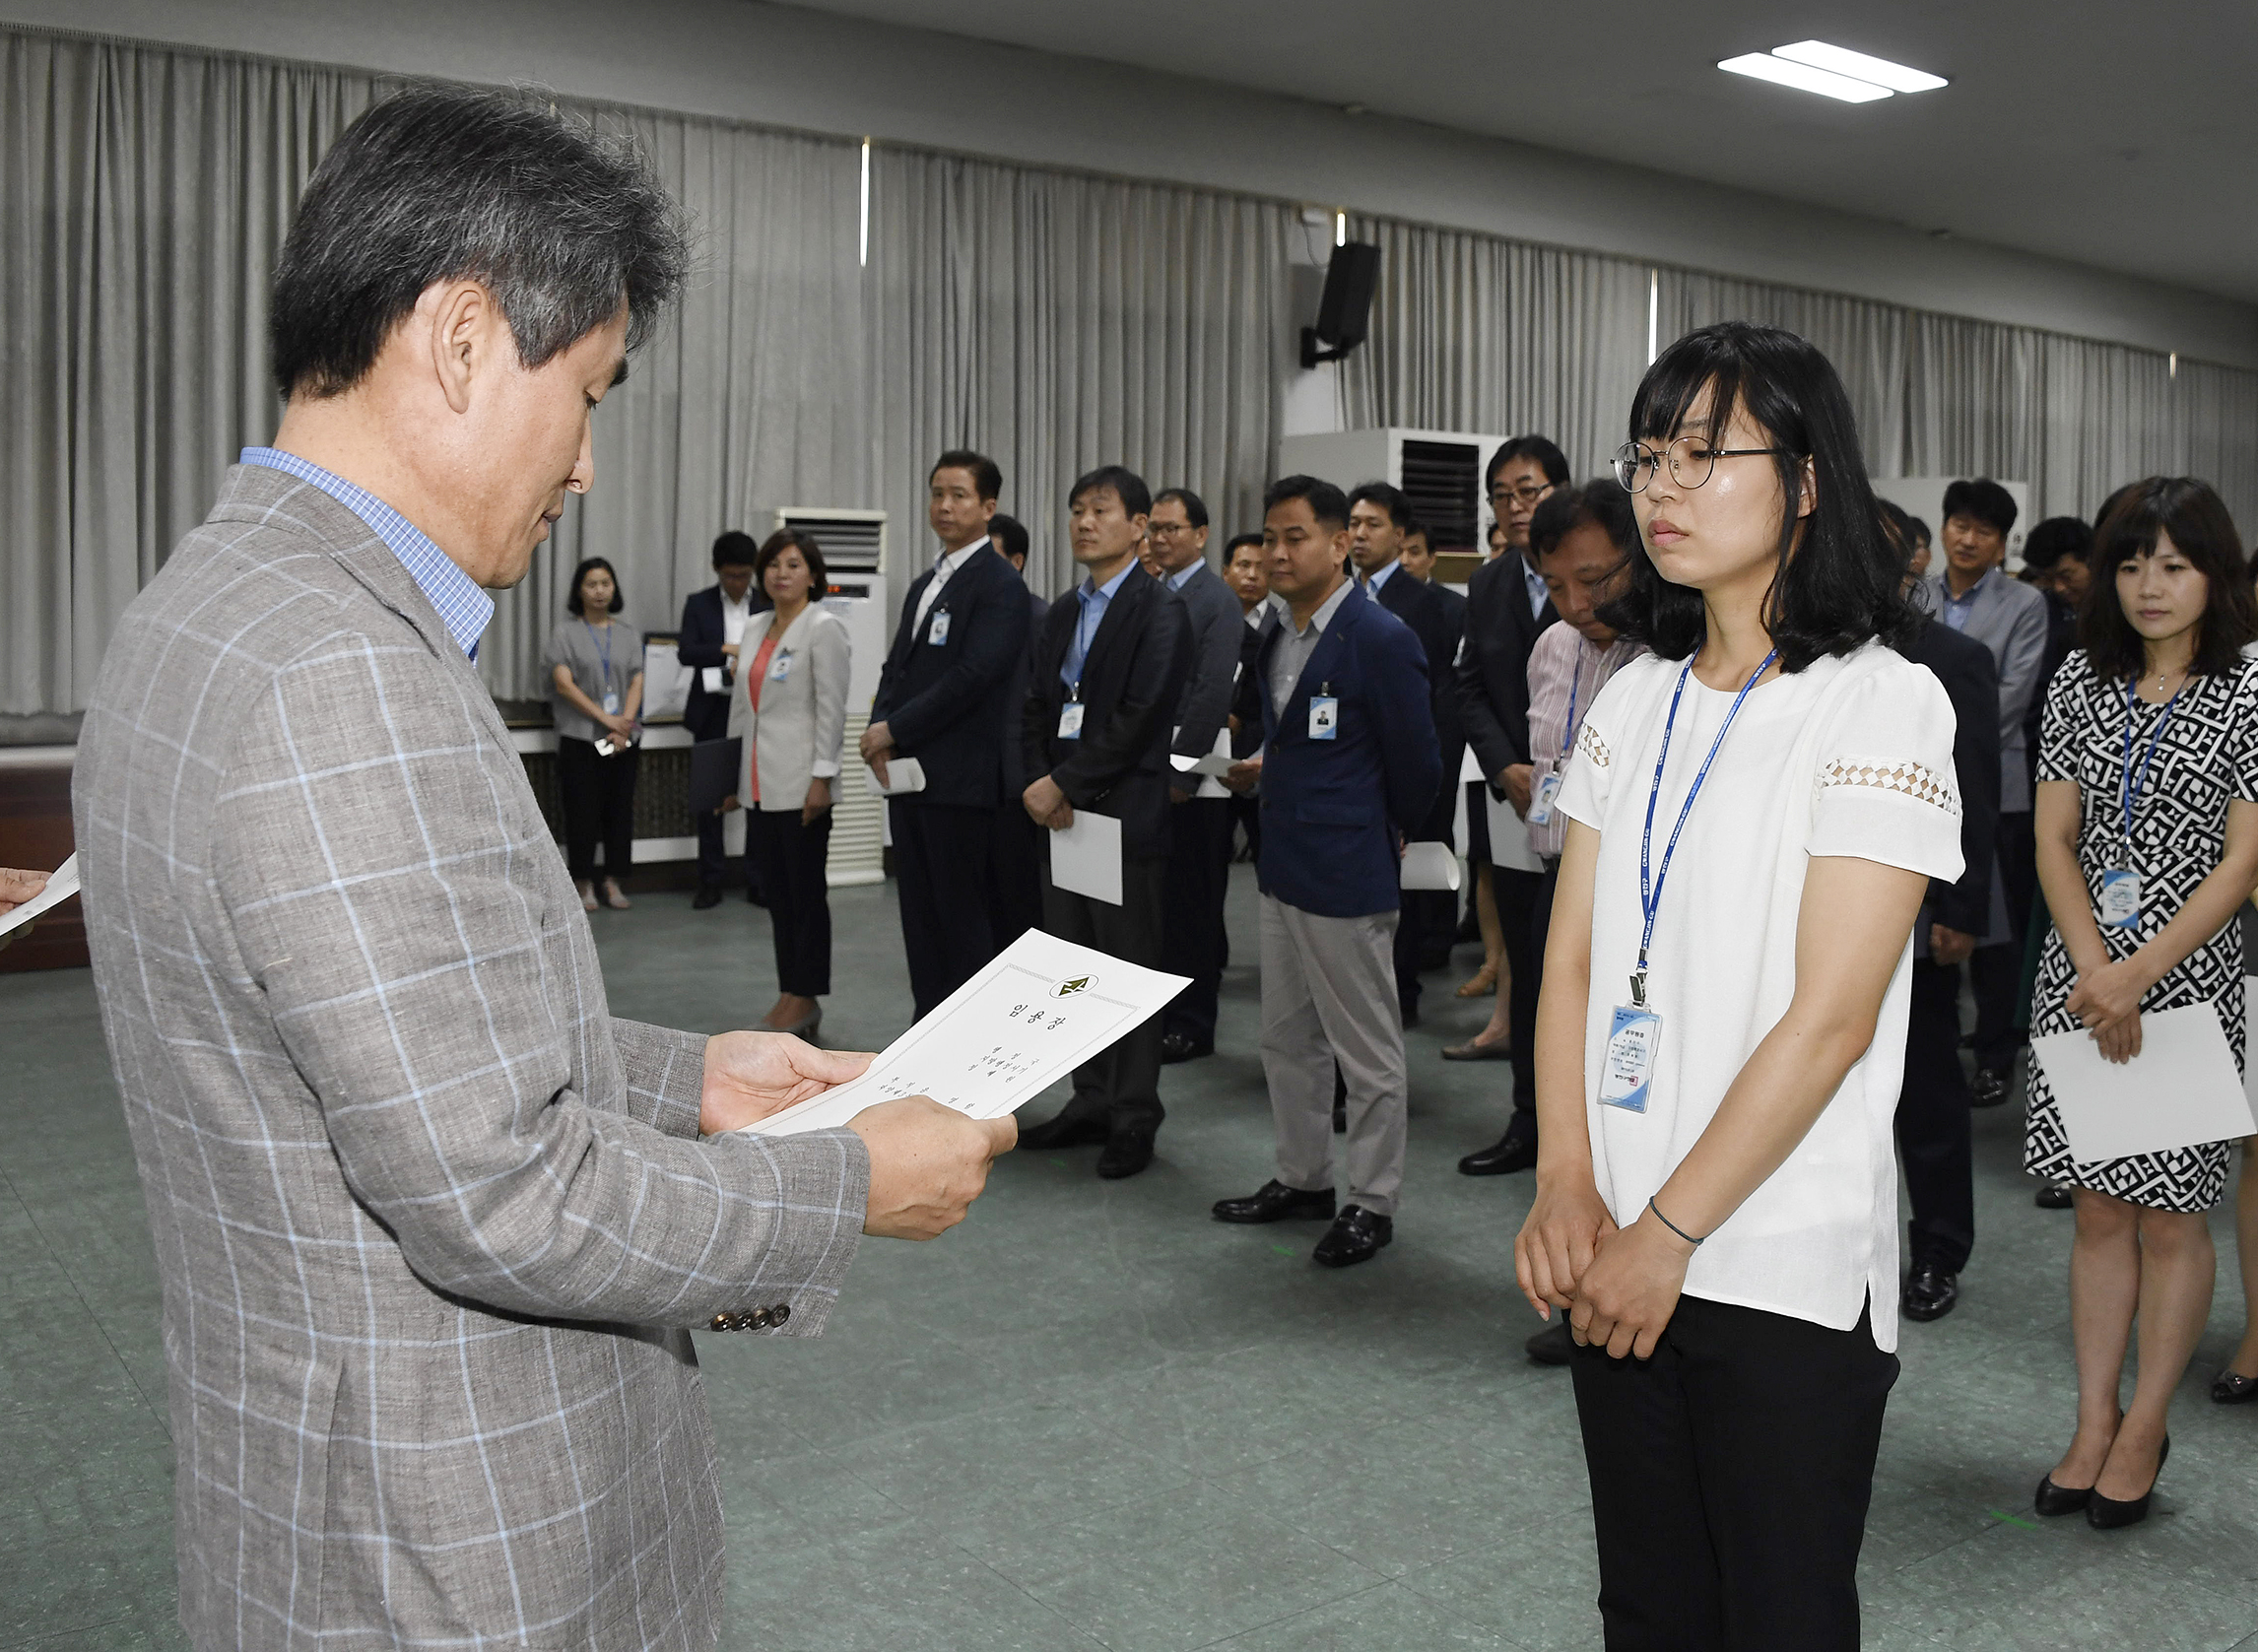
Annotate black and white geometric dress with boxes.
[2024,650,2258,1212]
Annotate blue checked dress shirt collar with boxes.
[239,447,496,659]
[1061,560,1136,688]
[1937,564,1997,632]
[1519,553,1550,620]
[1165,561,1203,592]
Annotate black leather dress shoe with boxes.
[692,882,723,910]
[2088,1436,2169,1530]
[2211,1367,2258,1404]
[1526,1322,1574,1365]
[1159,1032,1213,1065]
[1901,1263,1959,1322]
[2032,1474,2092,1518]
[1017,1110,1110,1152]
[1458,1132,1538,1176]
[1312,1204,1393,1268]
[2034,1184,2074,1210]
[1970,1067,2009,1108]
[1096,1129,1156,1180]
[1212,1180,1336,1224]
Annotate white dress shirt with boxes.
[911,537,991,632]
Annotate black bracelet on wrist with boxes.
[1647,1196,1706,1248]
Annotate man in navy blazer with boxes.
[675,531,770,907]
[1215,476,1438,1269]
[862,451,1033,1020]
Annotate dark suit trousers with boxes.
[1229,793,1261,862]
[747,808,832,997]
[557,737,637,885]
[987,804,1047,953]
[1970,811,2036,1071]
[1042,856,1167,1132]
[685,702,754,892]
[1896,958,1975,1272]
[1571,1295,1897,1652]
[1497,865,1542,1120]
[893,800,999,1021]
[1162,797,1233,1044]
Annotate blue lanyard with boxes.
[1560,650,1587,761]
[1632,648,1777,1005]
[2119,676,2184,859]
[583,619,614,692]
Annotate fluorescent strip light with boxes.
[1646,269,1658,364]
[858,139,871,267]
[1334,210,1346,247]
[1771,40,1947,94]
[1718,52,1893,102]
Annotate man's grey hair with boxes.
[270,86,687,399]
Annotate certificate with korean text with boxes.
[736,928,1190,1137]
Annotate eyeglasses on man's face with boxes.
[1613,436,1800,495]
[1147,520,1193,538]
[1488,482,1554,509]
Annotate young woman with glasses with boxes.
[2023,478,2258,1528]
[1516,321,1963,1648]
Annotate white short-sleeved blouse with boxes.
[1556,640,1963,1352]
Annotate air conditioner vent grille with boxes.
[775,507,885,572]
[1399,439,1482,556]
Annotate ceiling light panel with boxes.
[1717,52,1893,102]
[1770,40,1948,94]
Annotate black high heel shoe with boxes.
[2033,1473,2092,1517]
[2212,1368,2258,1405]
[2087,1435,2169,1530]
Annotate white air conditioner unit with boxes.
[775,505,885,572]
[1278,428,1513,563]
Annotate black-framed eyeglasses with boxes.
[1614,436,1800,494]
[1488,482,1554,508]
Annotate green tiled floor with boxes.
[5,866,2255,1650]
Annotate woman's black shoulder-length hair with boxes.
[2079,477,2255,680]
[1599,320,1915,672]
[565,557,623,616]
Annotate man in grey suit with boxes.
[1916,477,2049,1107]
[73,88,1011,1652]
[1145,487,1246,1063]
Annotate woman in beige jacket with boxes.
[725,528,851,1039]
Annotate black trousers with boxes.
[1229,792,1262,863]
[1969,810,2036,1071]
[1162,797,1233,1045]
[893,800,999,1022]
[1495,864,1542,1123]
[684,704,744,891]
[557,737,637,885]
[1571,1295,1897,1652]
[1896,957,1975,1272]
[747,807,833,996]
[986,803,1047,953]
[1041,855,1167,1132]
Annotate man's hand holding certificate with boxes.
[735,929,1190,1139]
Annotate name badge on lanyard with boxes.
[1528,653,1584,829]
[1609,650,1776,1112]
[2102,676,2182,931]
[1307,687,1339,741]
[1058,696,1086,740]
[928,610,951,646]
[1526,770,1563,826]
[601,691,620,715]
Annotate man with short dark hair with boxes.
[1919,477,2047,1106]
[1454,435,1570,1169]
[1347,481,1460,1024]
[1139,488,1245,1065]
[72,87,1010,1651]
[1015,468,1191,1176]
[678,528,771,907]
[863,449,1033,1019]
[1215,476,1438,1268]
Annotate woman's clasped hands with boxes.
[1514,1175,1698,1361]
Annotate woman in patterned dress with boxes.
[2026,476,2258,1529]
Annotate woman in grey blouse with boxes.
[547,559,644,911]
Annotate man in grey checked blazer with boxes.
[73,88,1011,1651]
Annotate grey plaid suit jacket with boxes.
[74,464,872,1651]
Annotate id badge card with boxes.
[1526,770,1563,826]
[1057,699,1086,740]
[1599,1006,1662,1113]
[927,611,950,645]
[1307,695,1339,740]
[2097,868,2143,929]
[601,690,621,715]
[768,651,792,683]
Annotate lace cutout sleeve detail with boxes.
[1817,757,1960,817]
[1575,722,1611,770]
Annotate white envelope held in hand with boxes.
[2030,1000,2258,1162]
[1168,727,1236,779]
[0,852,77,939]
[1049,810,1123,905]
[864,757,926,797]
[1399,841,1462,892]
[1484,788,1543,873]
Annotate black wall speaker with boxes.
[1300,240,1380,368]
